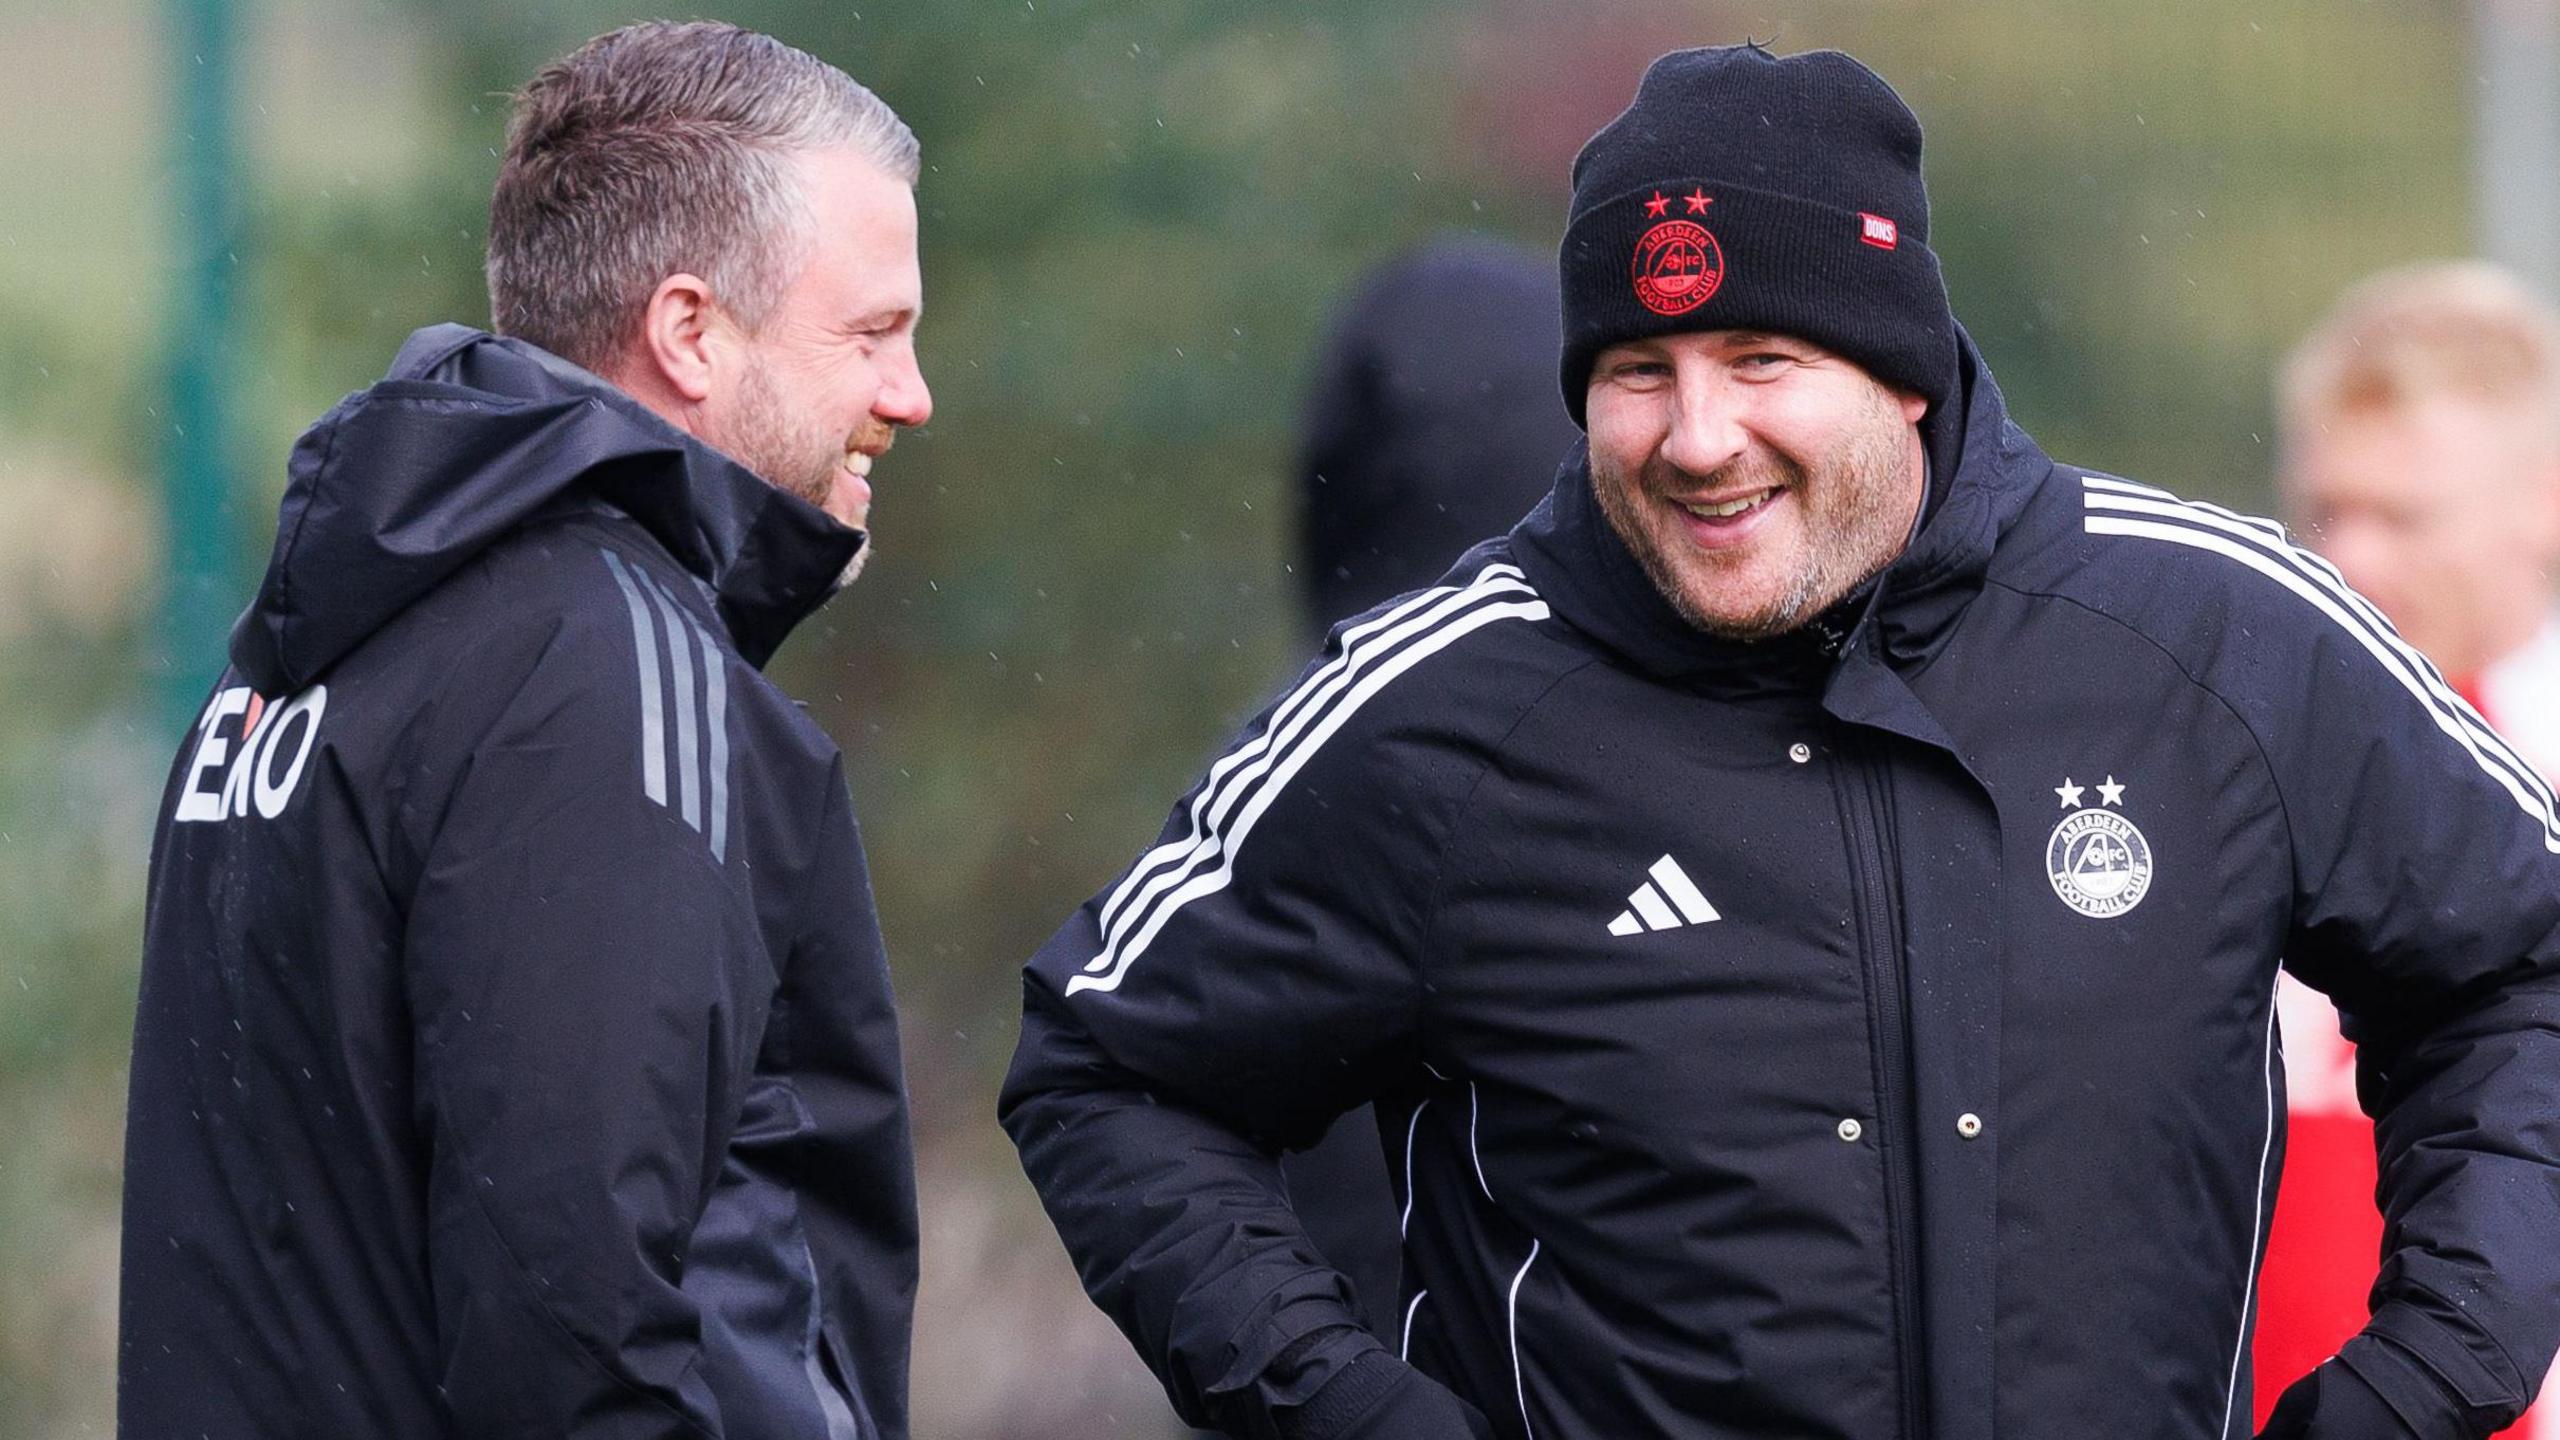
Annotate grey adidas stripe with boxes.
[597,548,734,860]
[600,551,669,806]
[693,617,731,863]
[798,1236,861,1440]
[638,569,704,832]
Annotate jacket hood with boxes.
[1508,324,2052,688]
[228,325,864,693]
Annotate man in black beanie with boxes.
[1007,43,2560,1440]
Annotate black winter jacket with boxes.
[120,327,916,1439]
[1002,336,2560,1440]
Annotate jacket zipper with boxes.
[1836,729,1929,1440]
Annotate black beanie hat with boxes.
[1558,44,1958,426]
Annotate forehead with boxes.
[780,147,920,305]
[2287,399,2525,503]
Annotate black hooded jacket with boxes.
[120,326,916,1439]
[1003,334,2560,1439]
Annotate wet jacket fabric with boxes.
[1002,333,2560,1440]
[120,326,916,1440]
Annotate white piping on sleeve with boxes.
[1507,1240,1542,1440]
[1402,1100,1428,1238]
[2218,972,2284,1440]
[1468,1083,1494,1202]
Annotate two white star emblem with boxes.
[2055,775,2127,809]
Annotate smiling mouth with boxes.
[1676,487,1779,521]
[827,448,878,529]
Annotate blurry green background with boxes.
[0,0,2491,1435]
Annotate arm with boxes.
[2251,615,2560,1439]
[777,783,918,1438]
[999,646,1494,1440]
[401,605,770,1438]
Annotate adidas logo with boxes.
[1608,855,1721,936]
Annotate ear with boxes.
[633,273,722,405]
[1894,385,1929,426]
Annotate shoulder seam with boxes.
[1412,652,1608,1054]
[1981,574,2300,912]
[2072,474,2560,851]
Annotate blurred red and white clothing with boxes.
[2254,614,2560,1435]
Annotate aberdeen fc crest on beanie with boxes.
[1557,44,1959,425]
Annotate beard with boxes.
[1592,388,1918,642]
[705,356,892,589]
[712,357,841,513]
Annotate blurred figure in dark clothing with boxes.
[1280,235,1577,1340]
[1297,235,1580,639]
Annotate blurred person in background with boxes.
[118,22,931,1439]
[1298,236,1581,643]
[2267,259,2560,1439]
[1005,43,2560,1440]
[1284,234,1578,1342]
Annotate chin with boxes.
[1669,569,1827,641]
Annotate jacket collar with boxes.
[230,325,859,692]
[1508,326,2050,695]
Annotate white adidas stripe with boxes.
[1069,566,1548,995]
[1648,855,1720,923]
[1092,568,1522,942]
[1088,565,1533,965]
[1627,882,1681,930]
[1609,855,1720,935]
[2085,476,2554,804]
[2079,478,2560,851]
[2085,476,2558,813]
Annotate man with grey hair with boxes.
[120,22,928,1438]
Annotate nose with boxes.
[1658,365,1747,478]
[875,344,933,429]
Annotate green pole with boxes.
[160,0,242,732]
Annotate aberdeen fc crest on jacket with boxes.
[2045,774,2152,918]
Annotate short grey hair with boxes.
[486,21,920,372]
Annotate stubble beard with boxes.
[1594,399,1918,642]
[709,357,886,590]
[714,357,839,514]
